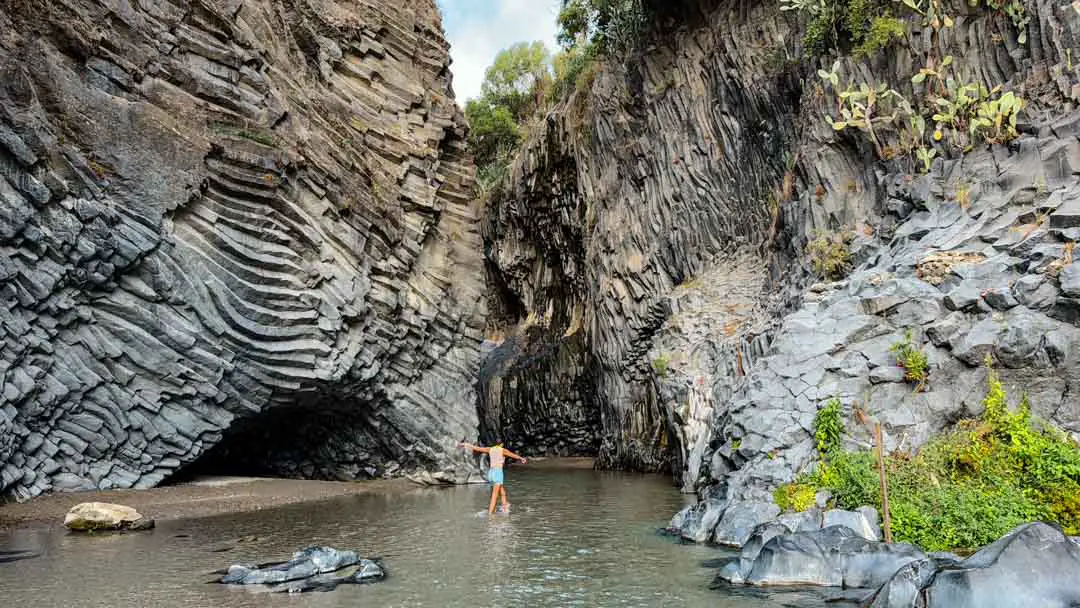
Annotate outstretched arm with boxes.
[458,442,490,454]
[502,449,528,464]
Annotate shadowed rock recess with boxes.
[0,0,486,499]
[483,0,1080,515]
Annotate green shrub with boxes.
[783,0,906,58]
[557,0,649,54]
[774,483,818,512]
[651,354,670,378]
[890,330,929,391]
[788,359,1080,551]
[812,450,879,508]
[807,231,854,280]
[853,16,906,57]
[815,398,844,456]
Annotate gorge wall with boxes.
[0,0,487,499]
[482,0,1080,528]
[481,0,804,470]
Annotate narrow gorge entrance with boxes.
[477,330,602,458]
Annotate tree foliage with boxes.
[464,42,554,191]
[480,41,552,122]
[557,0,648,53]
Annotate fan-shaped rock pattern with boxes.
[0,0,485,499]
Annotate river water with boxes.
[0,469,781,607]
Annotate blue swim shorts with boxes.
[487,468,504,485]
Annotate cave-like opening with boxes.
[164,401,392,485]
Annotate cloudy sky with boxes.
[437,0,561,103]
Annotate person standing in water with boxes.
[458,441,528,514]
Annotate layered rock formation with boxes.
[481,0,802,469]
[0,0,486,499]
[482,0,1080,520]
[709,521,1080,608]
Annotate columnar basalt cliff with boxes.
[482,0,1080,523]
[0,0,486,498]
[481,1,805,470]
[481,0,804,470]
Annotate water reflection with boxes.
[0,469,774,607]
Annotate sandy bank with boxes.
[0,458,596,530]
[0,476,411,531]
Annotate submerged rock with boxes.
[219,546,385,592]
[64,502,154,532]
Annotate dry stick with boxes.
[875,423,894,543]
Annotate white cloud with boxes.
[438,0,561,103]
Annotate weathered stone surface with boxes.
[64,502,153,531]
[866,523,1080,608]
[479,1,800,472]
[822,508,881,542]
[713,501,782,547]
[220,546,385,593]
[672,492,729,543]
[0,0,486,498]
[717,525,926,589]
[452,0,1080,529]
[1060,263,1080,298]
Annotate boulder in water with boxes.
[716,525,926,589]
[219,546,385,592]
[63,502,154,532]
[822,508,881,541]
[712,501,781,546]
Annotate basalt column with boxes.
[0,0,486,498]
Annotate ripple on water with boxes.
[0,470,778,607]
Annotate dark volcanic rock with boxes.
[717,525,926,589]
[0,0,485,498]
[480,1,800,472]
[867,523,1080,608]
[220,546,385,592]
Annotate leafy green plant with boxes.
[807,230,854,280]
[652,353,670,378]
[819,70,915,158]
[788,358,1080,551]
[815,398,845,456]
[913,60,1025,150]
[783,0,907,58]
[854,16,906,57]
[890,330,930,391]
[985,0,1030,44]
[774,483,818,512]
[557,0,648,54]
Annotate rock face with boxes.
[481,1,800,470]
[64,502,153,531]
[482,0,1080,531]
[0,0,486,499]
[867,522,1080,608]
[714,522,1080,608]
[717,524,926,589]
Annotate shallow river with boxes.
[0,469,784,607]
